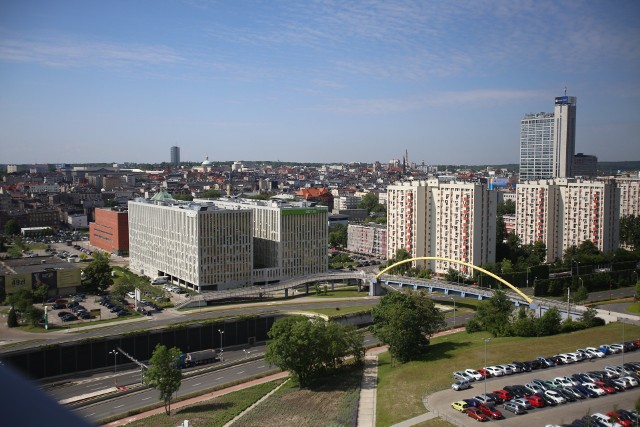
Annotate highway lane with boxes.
[75,358,273,423]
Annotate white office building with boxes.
[198,198,329,284]
[129,198,253,292]
[519,95,577,182]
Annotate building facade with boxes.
[386,179,496,276]
[519,95,577,182]
[616,178,640,218]
[573,153,598,178]
[170,146,180,168]
[89,208,130,256]
[129,199,253,292]
[206,198,329,284]
[515,179,619,261]
[347,223,387,257]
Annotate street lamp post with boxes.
[571,259,580,277]
[483,338,491,396]
[109,349,119,387]
[218,329,224,361]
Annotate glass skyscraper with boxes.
[519,95,576,182]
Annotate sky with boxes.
[1,1,639,166]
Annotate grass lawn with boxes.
[304,305,375,317]
[123,380,283,427]
[627,302,640,314]
[375,323,640,427]
[307,286,369,298]
[236,368,362,427]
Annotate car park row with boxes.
[451,339,640,426]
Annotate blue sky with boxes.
[1,0,639,165]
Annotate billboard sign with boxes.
[57,269,82,288]
[555,96,569,105]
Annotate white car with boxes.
[126,291,136,299]
[473,394,494,404]
[554,377,578,387]
[483,366,504,377]
[553,354,574,364]
[604,365,624,377]
[576,349,595,359]
[584,347,606,358]
[544,389,567,404]
[583,382,607,396]
[464,369,483,381]
[591,412,624,427]
[622,376,639,387]
[496,364,514,375]
[564,352,583,362]
[609,344,625,353]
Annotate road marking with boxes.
[237,371,245,375]
[192,383,201,387]
[114,404,124,409]
[141,397,151,401]
[258,365,265,369]
[215,377,224,380]
[84,413,95,417]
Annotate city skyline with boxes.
[1,1,640,165]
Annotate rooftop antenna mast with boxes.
[564,85,567,96]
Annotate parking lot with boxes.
[428,351,640,426]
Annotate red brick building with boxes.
[89,208,129,256]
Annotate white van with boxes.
[152,276,169,285]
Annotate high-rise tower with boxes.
[519,94,577,182]
[170,146,180,168]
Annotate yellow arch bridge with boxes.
[373,256,533,304]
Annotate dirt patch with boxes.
[235,369,362,427]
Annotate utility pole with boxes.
[567,287,571,321]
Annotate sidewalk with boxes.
[103,371,289,427]
[357,327,465,427]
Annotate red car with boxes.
[525,395,546,408]
[607,411,633,427]
[478,403,503,419]
[477,368,492,378]
[466,407,489,422]
[492,389,513,402]
[595,381,617,394]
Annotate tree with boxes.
[358,193,380,214]
[573,285,589,303]
[473,290,513,337]
[4,219,20,236]
[201,189,222,198]
[328,223,348,248]
[265,316,363,387]
[145,344,183,415]
[7,307,18,327]
[371,291,445,363]
[384,249,412,275]
[620,215,640,250]
[33,283,49,305]
[496,200,515,217]
[172,194,193,201]
[535,307,562,336]
[81,252,113,293]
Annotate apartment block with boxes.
[347,223,387,257]
[89,207,129,256]
[515,179,619,261]
[386,179,496,276]
[560,180,619,254]
[515,180,561,261]
[129,199,253,292]
[616,178,640,217]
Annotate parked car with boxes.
[534,391,558,406]
[483,366,503,377]
[503,402,526,415]
[464,369,483,381]
[463,398,482,408]
[484,392,504,404]
[453,371,474,382]
[583,382,607,396]
[512,397,533,410]
[465,407,489,422]
[491,389,513,402]
[591,412,624,427]
[478,403,503,419]
[554,387,577,402]
[57,311,72,318]
[451,401,468,412]
[544,389,567,404]
[61,314,77,322]
[452,380,470,391]
[525,394,546,408]
[536,356,556,367]
[585,347,606,358]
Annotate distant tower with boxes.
[519,93,576,181]
[170,146,180,168]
